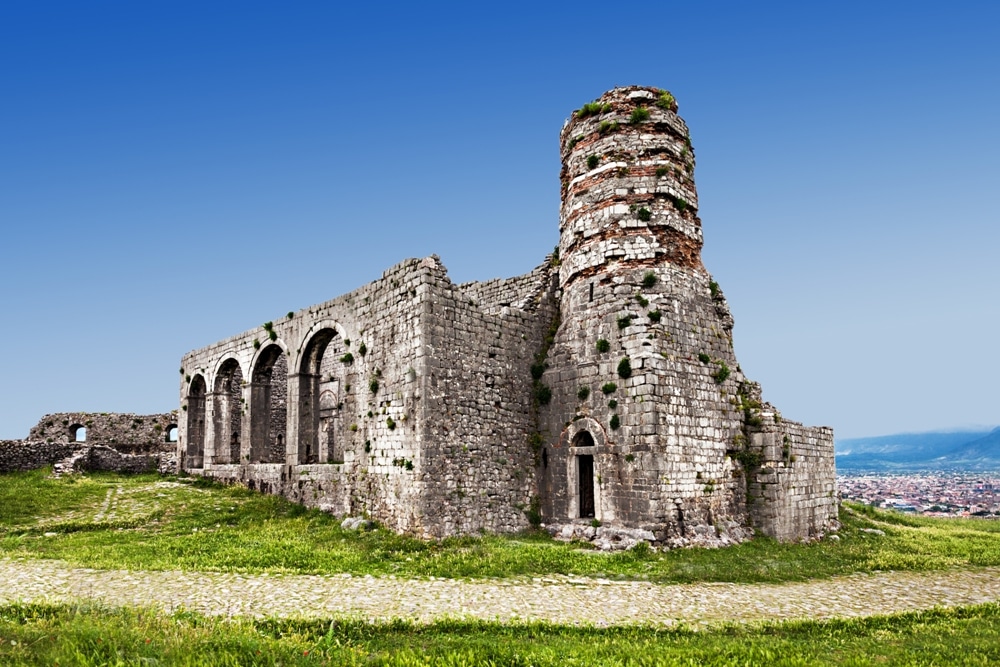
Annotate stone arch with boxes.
[211,357,244,463]
[165,424,178,443]
[297,326,351,464]
[565,418,603,520]
[186,374,207,468]
[249,344,288,463]
[69,424,87,442]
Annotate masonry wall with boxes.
[179,257,431,534]
[0,440,77,472]
[417,259,558,535]
[29,412,178,453]
[747,416,839,540]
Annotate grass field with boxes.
[1,601,999,666]
[2,468,1000,583]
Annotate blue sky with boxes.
[1,1,997,440]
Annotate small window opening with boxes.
[71,425,87,442]
[166,425,179,443]
[589,282,594,302]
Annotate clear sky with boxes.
[1,1,997,440]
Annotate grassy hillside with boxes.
[1,601,999,666]
[2,468,1000,583]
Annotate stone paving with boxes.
[2,559,999,626]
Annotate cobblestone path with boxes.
[3,559,999,626]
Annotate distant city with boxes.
[838,472,1000,517]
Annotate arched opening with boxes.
[572,430,596,519]
[212,358,244,463]
[166,425,178,443]
[298,328,350,464]
[70,425,87,442]
[250,345,288,463]
[186,375,207,468]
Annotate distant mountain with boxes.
[836,428,1000,472]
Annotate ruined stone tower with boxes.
[536,86,836,544]
[177,86,837,546]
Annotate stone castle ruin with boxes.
[177,86,837,547]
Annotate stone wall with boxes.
[417,258,558,535]
[28,412,179,453]
[0,440,77,473]
[746,413,839,541]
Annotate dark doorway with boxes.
[578,454,595,518]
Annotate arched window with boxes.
[249,345,288,463]
[185,375,207,468]
[70,424,87,442]
[212,358,243,463]
[166,425,179,443]
[298,328,348,464]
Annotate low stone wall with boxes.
[0,440,77,473]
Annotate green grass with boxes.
[2,602,1000,666]
[3,469,1000,582]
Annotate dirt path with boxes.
[2,559,999,626]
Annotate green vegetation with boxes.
[369,379,379,394]
[601,382,617,395]
[586,154,599,169]
[386,417,395,430]
[698,352,711,364]
[648,309,661,322]
[358,342,367,356]
[617,357,632,379]
[642,271,658,288]
[635,294,649,307]
[598,120,618,134]
[576,101,610,118]
[577,386,590,401]
[655,165,669,177]
[595,338,610,353]
[534,383,552,406]
[3,602,999,666]
[616,315,631,329]
[709,279,720,297]
[656,90,676,110]
[637,206,652,221]
[630,106,650,123]
[340,352,354,364]
[610,414,621,430]
[712,362,731,384]
[3,471,1000,585]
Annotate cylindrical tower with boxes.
[538,86,752,545]
[558,86,703,290]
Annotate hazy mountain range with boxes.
[836,427,1000,472]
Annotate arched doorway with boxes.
[250,345,288,463]
[572,431,596,518]
[212,358,244,464]
[186,375,207,468]
[298,328,349,464]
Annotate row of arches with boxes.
[184,326,356,468]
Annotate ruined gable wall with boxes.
[416,258,558,536]
[28,412,179,453]
[178,257,431,534]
